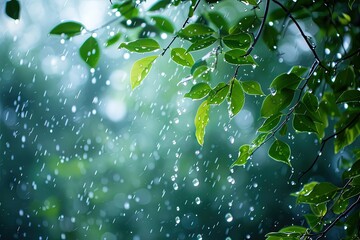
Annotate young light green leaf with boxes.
[297,182,339,204]
[178,23,215,40]
[252,133,270,147]
[5,0,20,20]
[151,16,175,33]
[336,89,360,103]
[228,79,245,118]
[289,65,308,77]
[130,55,158,89]
[184,83,211,100]
[119,39,160,53]
[304,214,323,232]
[310,203,327,217]
[208,83,229,105]
[222,33,252,50]
[260,89,294,117]
[50,21,85,37]
[332,198,349,214]
[270,73,302,91]
[258,113,282,132]
[231,144,251,167]
[292,181,318,197]
[171,48,195,67]
[105,33,121,47]
[224,49,257,65]
[241,80,265,96]
[293,114,318,133]
[79,36,100,68]
[194,100,210,146]
[187,36,217,52]
[193,66,210,81]
[268,139,292,166]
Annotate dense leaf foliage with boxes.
[6,0,359,238]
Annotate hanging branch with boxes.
[234,0,270,78]
[298,112,360,181]
[272,0,330,71]
[161,0,202,56]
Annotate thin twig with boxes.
[234,0,270,78]
[298,113,360,181]
[161,0,202,56]
[315,195,360,240]
[272,0,330,71]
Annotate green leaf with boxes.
[184,83,211,100]
[342,186,360,200]
[265,232,301,240]
[297,182,339,204]
[270,73,302,91]
[192,66,210,81]
[332,67,355,96]
[320,92,341,117]
[304,214,323,232]
[194,100,210,146]
[171,48,195,67]
[228,79,245,118]
[262,25,278,51]
[334,112,360,154]
[224,49,257,65]
[252,133,270,147]
[293,114,318,133]
[241,81,265,96]
[50,21,85,37]
[348,0,355,9]
[151,16,175,33]
[303,92,318,112]
[105,33,121,47]
[187,36,217,52]
[351,176,360,186]
[178,24,215,40]
[231,144,251,167]
[148,0,171,11]
[119,39,160,53]
[130,55,158,89]
[268,140,291,166]
[289,65,308,77]
[260,89,295,118]
[343,160,360,179]
[292,181,318,197]
[258,113,282,132]
[5,0,20,20]
[229,15,258,35]
[112,0,139,19]
[79,37,100,68]
[310,203,327,217]
[336,90,360,103]
[242,0,258,6]
[222,33,252,50]
[279,124,287,136]
[332,197,349,214]
[208,83,229,105]
[191,60,207,75]
[207,12,229,32]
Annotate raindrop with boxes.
[225,213,233,222]
[197,234,202,240]
[195,197,201,205]
[173,183,179,190]
[175,216,180,224]
[192,178,199,187]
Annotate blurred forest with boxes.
[1,0,359,239]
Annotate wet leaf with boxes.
[258,113,282,132]
[112,0,139,19]
[195,100,210,146]
[184,83,211,100]
[262,25,278,51]
[289,65,308,77]
[297,182,339,204]
[222,33,252,50]
[334,112,360,154]
[231,144,251,167]
[224,49,257,65]
[343,160,360,179]
[130,55,158,89]
[241,80,265,96]
[5,0,20,20]
[228,79,245,118]
[304,214,323,232]
[310,203,327,217]
[208,83,229,105]
[260,89,294,117]
[178,24,215,40]
[119,39,160,53]
[342,186,360,200]
[79,36,100,68]
[332,197,349,214]
[268,139,291,166]
[148,0,171,11]
[336,90,360,103]
[187,36,217,52]
[302,92,318,112]
[270,73,302,91]
[171,48,195,67]
[207,12,229,32]
[293,114,318,133]
[252,133,270,147]
[105,33,121,47]
[50,21,85,37]
[151,16,175,33]
[292,181,318,197]
[242,0,258,6]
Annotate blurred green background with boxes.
[0,1,340,239]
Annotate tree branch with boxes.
[298,112,360,181]
[234,0,270,78]
[161,0,201,56]
[315,195,360,240]
[272,0,330,71]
